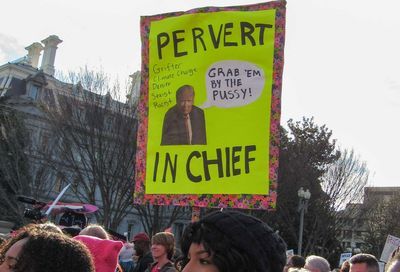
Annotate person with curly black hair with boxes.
[0,228,94,272]
[175,210,287,272]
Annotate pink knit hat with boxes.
[74,235,123,272]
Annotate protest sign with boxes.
[380,234,400,263]
[134,1,286,209]
[339,252,352,266]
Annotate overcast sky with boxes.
[1,0,399,187]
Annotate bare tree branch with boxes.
[43,68,137,228]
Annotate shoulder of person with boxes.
[129,265,139,272]
[143,252,154,262]
[192,105,203,111]
[163,262,173,267]
[161,263,176,272]
[165,105,179,115]
[145,261,157,272]
[144,251,153,258]
[192,105,205,115]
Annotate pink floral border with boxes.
[134,1,286,210]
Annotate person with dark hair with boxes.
[0,228,94,272]
[161,85,206,145]
[348,253,379,272]
[340,260,350,272]
[176,210,287,272]
[284,255,306,272]
[386,248,400,272]
[131,232,153,272]
[148,232,176,272]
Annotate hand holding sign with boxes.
[201,60,265,109]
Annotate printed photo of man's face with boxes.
[177,87,194,116]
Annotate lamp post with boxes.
[297,187,311,256]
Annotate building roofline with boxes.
[0,62,41,76]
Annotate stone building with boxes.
[338,186,400,253]
[0,35,152,237]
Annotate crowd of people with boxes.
[0,210,399,272]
